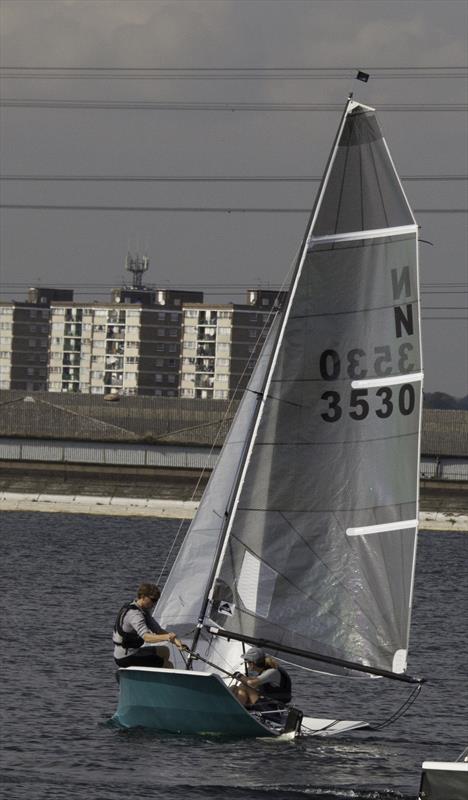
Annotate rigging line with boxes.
[239,498,421,514]
[369,683,424,730]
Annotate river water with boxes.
[1,512,466,800]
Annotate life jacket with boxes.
[113,602,152,651]
[261,666,292,703]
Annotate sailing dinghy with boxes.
[114,98,425,738]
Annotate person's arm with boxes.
[146,616,185,648]
[126,609,183,648]
[142,630,179,645]
[247,668,280,689]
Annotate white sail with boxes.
[204,101,423,677]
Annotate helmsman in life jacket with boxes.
[113,582,184,669]
[232,647,292,708]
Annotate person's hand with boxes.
[167,631,177,642]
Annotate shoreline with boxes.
[1,491,467,530]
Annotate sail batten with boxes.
[308,224,418,245]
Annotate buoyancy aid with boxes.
[113,602,152,651]
[261,666,292,703]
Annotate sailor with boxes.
[232,647,292,708]
[113,582,184,669]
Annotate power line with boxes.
[1,203,466,213]
[2,98,466,111]
[1,66,467,80]
[1,173,467,183]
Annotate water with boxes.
[1,513,466,800]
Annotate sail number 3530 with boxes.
[321,385,415,422]
[319,347,416,423]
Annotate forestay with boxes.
[207,101,423,677]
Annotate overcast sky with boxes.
[0,0,467,395]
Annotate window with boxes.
[168,374,176,383]
[170,313,179,322]
[168,344,177,352]
[181,388,194,398]
[28,339,36,347]
[158,312,165,320]
[169,328,177,337]
[185,309,198,318]
[157,328,165,337]
[156,343,164,352]
[214,389,229,399]
[155,373,163,382]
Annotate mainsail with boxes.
[160,100,423,680]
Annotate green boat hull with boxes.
[113,667,281,737]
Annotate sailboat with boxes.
[114,97,425,737]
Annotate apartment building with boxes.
[47,289,203,396]
[180,290,286,400]
[0,288,73,391]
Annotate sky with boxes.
[0,0,467,396]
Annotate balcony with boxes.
[107,325,125,340]
[62,368,80,381]
[106,341,125,355]
[63,354,80,366]
[195,374,214,389]
[199,311,217,325]
[197,343,216,358]
[105,355,124,370]
[64,323,82,336]
[195,357,214,373]
[108,310,126,324]
[65,309,83,322]
[63,338,81,352]
[104,372,123,387]
[197,326,216,341]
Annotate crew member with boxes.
[232,647,292,707]
[113,582,184,668]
